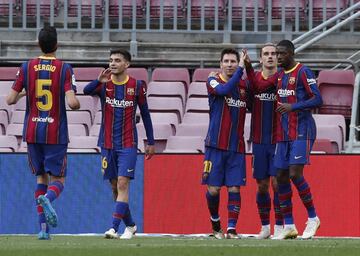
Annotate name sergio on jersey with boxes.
[106,97,134,108]
[255,93,277,101]
[225,97,246,108]
[277,89,295,97]
[32,116,54,123]
[33,64,56,72]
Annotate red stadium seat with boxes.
[187,82,207,99]
[127,67,149,84]
[0,0,21,17]
[25,0,59,17]
[317,70,355,118]
[109,0,144,18]
[151,68,190,92]
[312,139,336,154]
[272,0,307,20]
[191,0,226,19]
[150,0,186,18]
[0,67,19,80]
[231,0,266,20]
[147,81,186,107]
[192,68,221,82]
[68,0,104,17]
[0,135,18,152]
[163,135,204,153]
[312,0,348,21]
[316,125,344,152]
[73,67,104,81]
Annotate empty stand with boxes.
[192,68,221,82]
[73,67,104,81]
[151,68,190,92]
[94,111,102,124]
[150,0,185,18]
[90,124,100,136]
[136,122,175,152]
[109,0,144,18]
[317,70,355,118]
[231,0,266,20]
[312,138,335,154]
[185,98,209,113]
[127,67,149,84]
[0,67,18,80]
[147,81,186,106]
[25,0,59,17]
[0,135,18,152]
[68,0,104,17]
[272,0,307,20]
[0,95,13,121]
[68,124,87,136]
[0,81,14,95]
[176,123,208,137]
[67,111,92,134]
[147,97,184,122]
[316,125,344,153]
[140,112,179,131]
[163,135,204,153]
[68,136,99,152]
[0,0,21,17]
[190,0,226,19]
[0,111,8,134]
[10,110,24,124]
[187,82,207,99]
[66,95,98,121]
[312,0,348,21]
[6,123,23,137]
[182,112,209,124]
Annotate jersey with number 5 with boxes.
[12,56,77,144]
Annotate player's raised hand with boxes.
[239,49,246,67]
[145,144,155,160]
[208,71,218,78]
[98,68,112,83]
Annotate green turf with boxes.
[0,236,359,256]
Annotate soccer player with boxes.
[83,49,155,240]
[244,44,284,239]
[6,26,80,240]
[273,40,322,239]
[202,48,247,239]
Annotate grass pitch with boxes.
[0,235,359,256]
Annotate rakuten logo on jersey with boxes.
[106,97,134,108]
[255,93,277,101]
[32,116,54,123]
[277,89,295,97]
[225,97,246,108]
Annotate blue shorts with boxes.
[274,140,314,170]
[27,143,67,177]
[101,147,137,180]
[252,143,277,180]
[202,147,246,187]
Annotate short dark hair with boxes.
[277,40,295,54]
[220,48,239,62]
[110,49,131,62]
[260,42,276,57]
[38,26,57,54]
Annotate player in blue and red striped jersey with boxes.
[273,40,322,240]
[6,26,80,240]
[202,48,248,239]
[83,49,155,240]
[244,44,284,239]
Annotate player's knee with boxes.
[116,178,129,192]
[207,186,220,195]
[257,182,269,193]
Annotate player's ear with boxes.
[125,61,130,69]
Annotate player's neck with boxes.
[262,67,276,78]
[42,52,56,58]
[111,72,127,83]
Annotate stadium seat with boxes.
[316,125,344,153]
[0,81,14,95]
[94,112,102,124]
[89,124,100,137]
[185,98,209,113]
[68,136,99,152]
[317,70,355,118]
[68,124,87,136]
[127,67,149,84]
[0,0,21,17]
[312,138,335,154]
[150,0,186,18]
[230,0,266,20]
[0,95,13,121]
[6,123,23,137]
[163,135,205,153]
[151,68,190,92]
[272,0,307,20]
[73,67,103,81]
[0,67,18,80]
[312,0,348,21]
[136,122,175,152]
[74,81,90,95]
[182,112,209,124]
[66,95,98,121]
[10,110,24,124]
[192,68,221,82]
[147,97,184,122]
[109,0,144,18]
[25,0,59,17]
[67,111,92,134]
[190,0,226,19]
[175,123,208,137]
[0,135,18,152]
[0,111,8,134]
[68,0,104,17]
[313,114,346,140]
[139,112,179,131]
[187,82,207,99]
[147,81,186,107]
